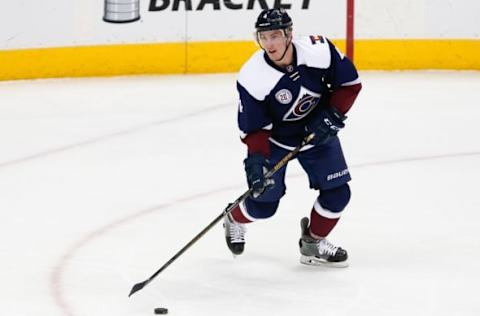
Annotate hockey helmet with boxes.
[255,8,293,32]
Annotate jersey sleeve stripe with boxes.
[341,77,362,86]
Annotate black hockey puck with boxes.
[154,307,168,314]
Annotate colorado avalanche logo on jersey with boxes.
[283,86,321,121]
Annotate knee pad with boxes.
[318,183,351,213]
[244,198,279,219]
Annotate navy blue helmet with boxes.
[255,8,293,32]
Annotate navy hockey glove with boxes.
[306,106,347,146]
[244,154,274,198]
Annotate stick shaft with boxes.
[129,133,314,296]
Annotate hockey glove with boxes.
[306,106,347,146]
[244,154,274,198]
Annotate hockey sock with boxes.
[309,208,340,239]
[309,184,350,238]
[230,204,253,224]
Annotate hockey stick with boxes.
[128,133,315,297]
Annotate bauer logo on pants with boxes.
[327,169,349,181]
[104,0,141,23]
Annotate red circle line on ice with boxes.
[49,150,480,316]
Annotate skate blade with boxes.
[300,255,349,268]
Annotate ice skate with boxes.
[299,217,348,267]
[223,213,246,256]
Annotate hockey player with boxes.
[223,8,362,267]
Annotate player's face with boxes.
[257,29,289,61]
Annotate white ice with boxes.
[1,71,480,316]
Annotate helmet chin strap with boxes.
[273,36,292,62]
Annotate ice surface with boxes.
[1,71,479,316]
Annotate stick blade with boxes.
[128,280,148,297]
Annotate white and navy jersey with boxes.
[237,35,361,149]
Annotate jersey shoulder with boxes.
[294,35,332,69]
[237,50,284,101]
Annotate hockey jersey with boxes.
[237,35,361,150]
